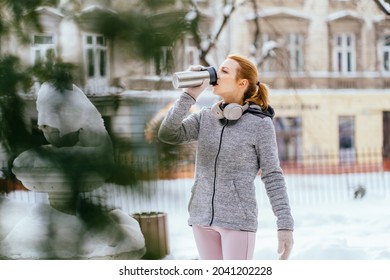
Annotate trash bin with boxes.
[132,212,170,259]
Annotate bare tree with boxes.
[187,0,239,65]
[374,0,390,15]
[246,0,280,68]
[186,0,279,68]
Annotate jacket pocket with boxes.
[188,184,210,218]
[214,180,248,224]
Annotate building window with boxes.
[84,34,107,79]
[333,33,356,73]
[274,117,302,162]
[31,34,56,64]
[339,116,355,162]
[260,33,304,73]
[381,35,390,73]
[383,112,390,161]
[287,33,304,72]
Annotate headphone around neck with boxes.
[211,100,249,120]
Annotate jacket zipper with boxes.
[209,120,229,225]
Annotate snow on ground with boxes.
[166,193,390,260]
[101,175,390,260]
[1,175,390,260]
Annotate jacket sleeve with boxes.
[158,92,201,145]
[256,118,294,231]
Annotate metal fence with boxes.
[2,149,390,212]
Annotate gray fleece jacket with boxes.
[158,93,294,232]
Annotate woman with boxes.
[158,54,294,260]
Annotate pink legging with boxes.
[192,225,256,260]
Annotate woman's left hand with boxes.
[182,65,209,100]
[277,230,294,260]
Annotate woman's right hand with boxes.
[277,230,294,260]
[182,65,210,100]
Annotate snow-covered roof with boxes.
[79,5,117,15]
[35,6,64,18]
[247,7,312,21]
[326,10,363,22]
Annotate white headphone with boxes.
[211,100,249,120]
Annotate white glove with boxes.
[277,230,294,260]
[182,65,210,100]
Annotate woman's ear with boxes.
[239,79,248,88]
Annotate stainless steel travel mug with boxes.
[172,66,218,89]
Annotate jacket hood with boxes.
[245,104,275,119]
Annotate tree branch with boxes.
[373,0,390,15]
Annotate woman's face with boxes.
[212,58,244,103]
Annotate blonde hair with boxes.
[227,54,269,110]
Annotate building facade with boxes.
[221,0,390,166]
[0,0,389,168]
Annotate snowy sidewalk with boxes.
[166,195,390,260]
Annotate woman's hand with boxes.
[277,230,294,260]
[182,65,210,100]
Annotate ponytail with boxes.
[244,82,269,111]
